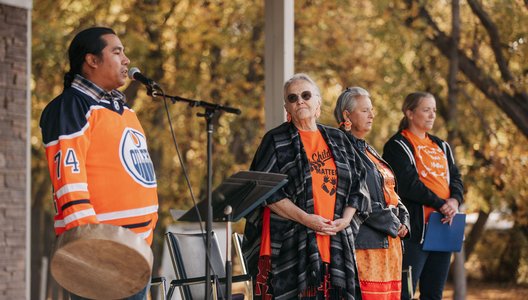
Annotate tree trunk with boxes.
[447,0,459,143]
[447,1,466,298]
[465,209,489,259]
[452,249,467,300]
[496,226,525,282]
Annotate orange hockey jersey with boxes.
[40,77,158,245]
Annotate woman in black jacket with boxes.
[383,92,464,300]
[334,87,410,300]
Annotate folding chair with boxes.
[402,266,414,300]
[232,233,253,298]
[151,276,167,300]
[165,231,251,300]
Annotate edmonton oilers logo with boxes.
[119,128,157,187]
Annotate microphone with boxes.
[128,67,158,88]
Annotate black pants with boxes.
[401,239,452,300]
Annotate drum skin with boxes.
[50,224,153,299]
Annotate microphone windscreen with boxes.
[128,67,141,80]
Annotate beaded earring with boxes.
[340,120,352,131]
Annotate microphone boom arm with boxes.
[152,91,241,115]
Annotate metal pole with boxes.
[205,111,214,300]
[224,206,233,300]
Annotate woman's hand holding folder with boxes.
[439,198,459,225]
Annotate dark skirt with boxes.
[254,255,348,300]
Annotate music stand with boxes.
[178,171,288,299]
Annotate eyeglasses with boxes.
[286,90,312,103]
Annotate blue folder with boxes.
[422,212,466,252]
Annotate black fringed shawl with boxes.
[242,122,371,299]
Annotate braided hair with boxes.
[63,27,115,88]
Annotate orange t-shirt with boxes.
[401,130,450,222]
[299,129,337,263]
[366,151,399,207]
[259,130,338,262]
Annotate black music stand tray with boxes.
[177,171,288,299]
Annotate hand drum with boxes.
[50,224,153,299]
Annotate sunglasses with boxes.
[286,90,312,103]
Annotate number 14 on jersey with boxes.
[53,148,81,179]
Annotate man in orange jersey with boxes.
[40,27,158,300]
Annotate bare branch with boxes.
[466,0,514,84]
[404,0,528,137]
[162,1,178,26]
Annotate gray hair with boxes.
[283,73,321,103]
[333,86,370,124]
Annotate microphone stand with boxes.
[224,205,233,300]
[151,89,240,300]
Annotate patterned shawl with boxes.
[242,122,371,299]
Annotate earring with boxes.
[340,120,352,131]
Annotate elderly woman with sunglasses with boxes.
[243,73,371,299]
[334,87,410,300]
